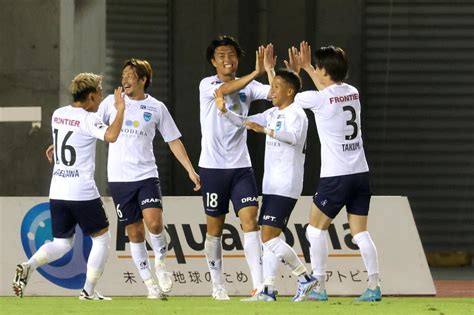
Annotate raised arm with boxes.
[168,139,201,191]
[104,87,125,143]
[299,41,325,91]
[264,43,276,85]
[284,46,301,74]
[216,46,266,96]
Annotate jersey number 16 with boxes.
[53,129,77,166]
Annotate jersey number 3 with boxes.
[343,106,358,140]
[53,129,77,166]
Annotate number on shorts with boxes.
[206,193,219,208]
[115,204,123,218]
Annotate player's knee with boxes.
[53,237,74,252]
[146,221,163,234]
[92,230,111,246]
[240,219,258,232]
[126,224,146,242]
[239,211,258,232]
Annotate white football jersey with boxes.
[295,83,369,178]
[248,103,308,199]
[198,75,270,168]
[49,106,108,200]
[97,94,181,182]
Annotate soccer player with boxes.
[199,36,272,300]
[216,66,318,302]
[292,42,381,302]
[12,73,125,300]
[97,58,200,299]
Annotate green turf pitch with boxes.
[1,297,473,315]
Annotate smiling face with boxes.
[211,45,239,81]
[270,76,294,109]
[121,65,145,99]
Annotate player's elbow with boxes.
[104,132,119,143]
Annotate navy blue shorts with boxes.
[50,198,109,238]
[313,172,371,219]
[258,194,298,230]
[109,177,163,226]
[199,167,259,217]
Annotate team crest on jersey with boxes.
[276,120,283,131]
[239,92,247,102]
[143,112,152,122]
[94,119,106,129]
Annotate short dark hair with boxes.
[275,68,302,93]
[206,35,243,64]
[122,58,153,90]
[314,46,348,82]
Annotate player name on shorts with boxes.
[53,117,80,127]
[329,93,359,104]
[53,168,80,178]
[342,141,361,152]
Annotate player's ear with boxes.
[210,57,218,68]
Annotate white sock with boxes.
[263,237,307,278]
[84,231,110,295]
[307,225,328,290]
[243,231,263,289]
[262,246,279,292]
[28,237,74,270]
[205,234,223,286]
[149,231,167,270]
[129,241,153,282]
[353,231,379,290]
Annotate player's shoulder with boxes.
[341,83,359,93]
[143,94,167,109]
[288,103,307,116]
[53,105,69,115]
[102,94,115,104]
[199,75,222,86]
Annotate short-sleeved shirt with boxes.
[49,105,107,200]
[198,75,270,168]
[97,94,182,182]
[247,103,308,199]
[295,83,369,178]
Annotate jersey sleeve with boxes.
[199,77,223,109]
[82,112,108,141]
[96,95,114,124]
[248,80,271,102]
[156,103,182,142]
[273,109,306,146]
[221,110,246,127]
[295,91,323,111]
[247,109,269,126]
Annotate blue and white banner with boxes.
[0,196,435,296]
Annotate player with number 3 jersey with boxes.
[290,42,381,302]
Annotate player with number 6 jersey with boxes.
[13,73,125,300]
[97,58,200,300]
